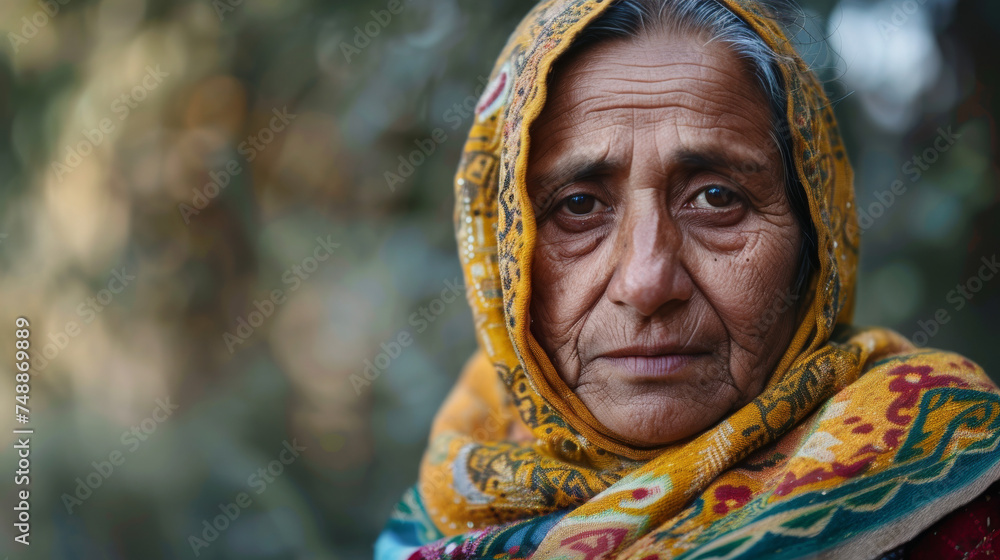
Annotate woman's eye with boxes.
[693,186,739,209]
[561,194,604,216]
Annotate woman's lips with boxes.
[595,353,709,380]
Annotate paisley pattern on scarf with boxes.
[374,1,1000,559]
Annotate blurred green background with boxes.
[0,0,997,558]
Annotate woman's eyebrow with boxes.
[532,159,619,190]
[673,148,770,177]
[529,159,619,205]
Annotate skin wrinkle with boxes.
[545,47,771,122]
[537,50,769,126]
[527,28,802,446]
[534,119,775,192]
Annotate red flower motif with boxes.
[886,365,966,425]
[884,429,905,448]
[713,484,753,515]
[560,528,629,560]
[851,423,874,434]
[774,456,875,496]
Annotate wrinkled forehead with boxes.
[540,29,766,118]
[526,27,779,190]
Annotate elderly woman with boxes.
[376,0,1000,558]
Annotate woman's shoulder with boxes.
[802,327,1000,558]
[834,326,997,395]
[877,478,1000,559]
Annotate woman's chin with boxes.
[583,390,730,447]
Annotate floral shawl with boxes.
[375,0,1000,558]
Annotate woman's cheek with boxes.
[531,249,590,347]
[689,246,776,335]
[537,221,610,260]
[532,238,613,374]
[704,266,766,331]
[710,244,800,350]
[682,217,754,255]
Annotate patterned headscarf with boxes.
[377,1,1000,558]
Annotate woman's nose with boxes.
[606,206,694,317]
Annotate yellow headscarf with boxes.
[382,1,1000,558]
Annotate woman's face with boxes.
[527,28,803,446]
